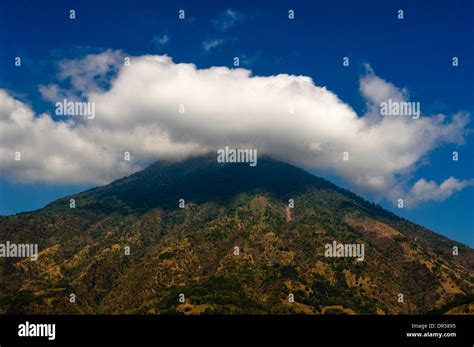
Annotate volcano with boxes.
[0,155,472,314]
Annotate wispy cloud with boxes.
[212,9,243,32]
[202,38,224,52]
[201,9,243,52]
[240,52,262,66]
[152,34,170,48]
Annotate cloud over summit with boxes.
[0,51,471,206]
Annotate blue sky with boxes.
[0,0,473,246]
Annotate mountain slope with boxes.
[0,156,472,314]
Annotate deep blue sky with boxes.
[0,0,473,246]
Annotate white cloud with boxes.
[39,49,124,102]
[406,177,474,205]
[0,89,138,184]
[38,84,65,103]
[359,64,408,123]
[0,52,471,206]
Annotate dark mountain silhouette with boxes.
[0,156,472,314]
